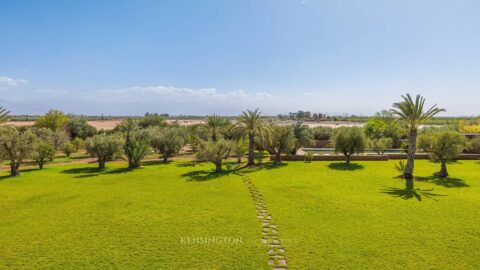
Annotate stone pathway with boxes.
[238,172,288,269]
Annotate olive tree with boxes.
[65,117,97,139]
[334,127,366,165]
[150,127,186,162]
[85,133,124,169]
[0,127,37,176]
[264,126,296,164]
[196,139,232,172]
[34,109,68,131]
[466,138,480,154]
[428,130,465,177]
[118,118,151,169]
[32,141,55,169]
[233,139,248,164]
[369,137,393,155]
[62,142,76,157]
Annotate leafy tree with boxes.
[264,126,296,164]
[72,137,85,151]
[139,113,166,129]
[150,127,186,162]
[201,114,230,141]
[334,127,366,165]
[364,110,405,147]
[391,94,445,184]
[0,107,10,123]
[85,134,124,169]
[291,121,314,155]
[62,142,76,157]
[52,130,70,151]
[428,130,465,177]
[466,138,480,154]
[311,126,334,140]
[196,139,232,172]
[234,109,270,166]
[65,117,97,139]
[32,141,55,169]
[369,137,393,155]
[0,127,37,176]
[34,110,68,131]
[233,139,248,164]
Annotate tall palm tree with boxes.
[201,114,230,141]
[0,107,11,124]
[234,109,269,166]
[391,94,445,187]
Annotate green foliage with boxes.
[364,110,405,147]
[196,139,232,172]
[72,137,85,151]
[34,110,68,131]
[465,137,480,154]
[52,130,70,150]
[233,139,248,163]
[394,160,407,175]
[334,127,366,164]
[0,107,10,124]
[304,151,314,162]
[428,130,465,177]
[65,117,97,139]
[234,109,270,166]
[150,127,186,161]
[32,141,55,169]
[62,142,77,157]
[201,114,230,141]
[369,137,393,155]
[124,130,151,169]
[85,133,124,168]
[264,125,296,164]
[311,126,334,140]
[0,127,37,176]
[139,113,166,129]
[292,122,314,154]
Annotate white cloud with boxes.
[0,76,29,88]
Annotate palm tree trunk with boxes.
[247,134,255,166]
[404,128,417,180]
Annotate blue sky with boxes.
[1,0,480,116]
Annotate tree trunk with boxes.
[247,134,255,166]
[215,162,222,172]
[98,161,106,169]
[10,163,20,177]
[237,156,242,164]
[274,152,281,164]
[163,155,168,162]
[404,128,417,180]
[345,154,351,165]
[39,160,44,170]
[291,147,297,156]
[436,161,448,178]
[257,150,263,165]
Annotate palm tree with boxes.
[117,118,143,169]
[234,109,269,166]
[391,94,445,187]
[291,121,314,155]
[201,114,230,141]
[0,107,10,124]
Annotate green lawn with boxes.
[246,160,480,269]
[0,160,479,269]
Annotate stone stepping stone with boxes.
[278,259,287,266]
[279,248,285,253]
[268,259,275,266]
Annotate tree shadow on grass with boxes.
[142,160,172,166]
[416,175,470,188]
[381,186,446,201]
[328,162,364,171]
[61,167,104,178]
[176,161,198,167]
[181,170,234,181]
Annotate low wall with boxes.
[274,153,480,162]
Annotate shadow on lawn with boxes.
[381,186,446,201]
[328,162,364,171]
[182,170,234,181]
[61,166,137,178]
[416,175,470,188]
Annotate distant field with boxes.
[0,160,479,269]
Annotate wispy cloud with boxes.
[0,76,29,89]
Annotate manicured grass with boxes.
[1,160,479,269]
[246,160,480,269]
[0,161,267,269]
